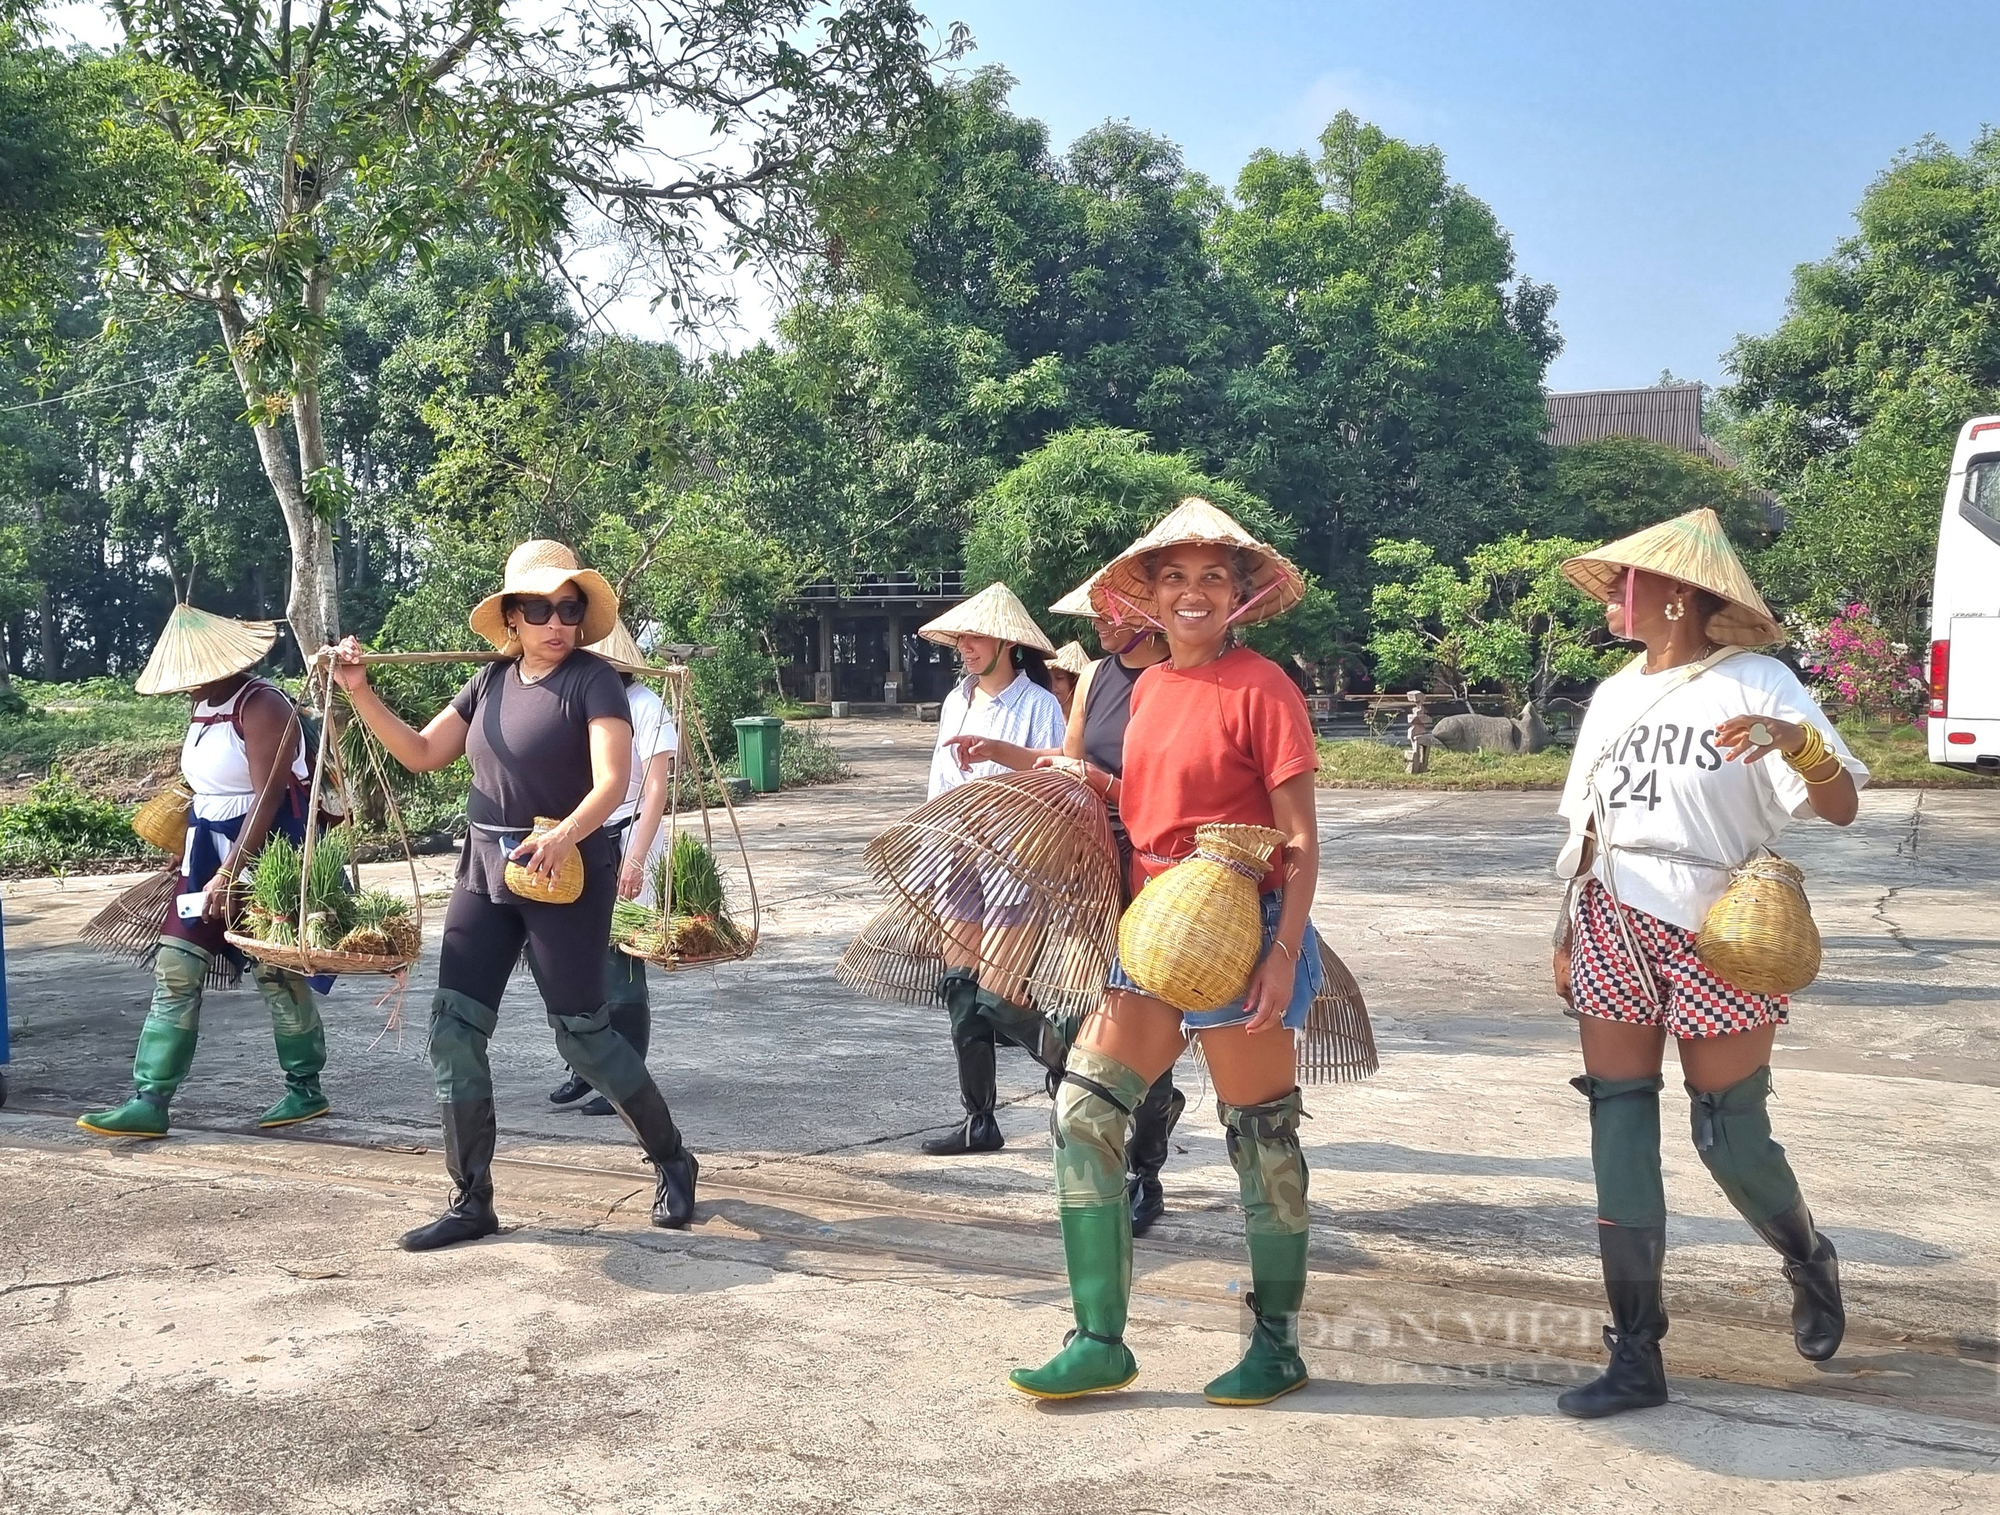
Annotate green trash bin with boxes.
[733,716,785,794]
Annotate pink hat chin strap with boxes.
[1621,567,1636,640]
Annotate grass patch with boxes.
[0,768,152,875]
[1316,739,1571,789]
[0,677,189,779]
[774,720,848,788]
[1838,722,1999,788]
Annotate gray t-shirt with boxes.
[449,651,632,899]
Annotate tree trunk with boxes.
[37,582,57,681]
[216,294,342,657]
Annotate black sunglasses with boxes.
[513,597,586,627]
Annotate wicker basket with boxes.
[1696,853,1821,996]
[1118,824,1284,1012]
[223,930,416,977]
[503,816,585,905]
[132,780,192,856]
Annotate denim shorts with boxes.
[1106,889,1322,1032]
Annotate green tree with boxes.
[1727,131,2000,636]
[1368,534,1618,704]
[1547,435,1768,545]
[68,0,946,655]
[1207,112,1561,607]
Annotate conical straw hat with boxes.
[919,582,1057,654]
[1051,641,1093,677]
[1090,498,1304,627]
[587,619,649,673]
[468,539,619,651]
[1048,573,1100,619]
[134,604,279,696]
[1561,508,1783,648]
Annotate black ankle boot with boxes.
[922,1110,1004,1155]
[1126,1074,1185,1238]
[400,1100,501,1251]
[549,1072,593,1105]
[1751,1197,1845,1361]
[922,1008,1002,1156]
[607,1082,699,1230]
[1558,1223,1669,1418]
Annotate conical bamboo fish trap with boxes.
[1697,853,1821,995]
[1118,823,1283,1012]
[862,768,1123,999]
[80,870,242,989]
[1301,940,1378,1084]
[835,904,945,1007]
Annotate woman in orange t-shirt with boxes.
[1009,499,1325,1407]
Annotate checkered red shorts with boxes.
[1569,880,1788,1039]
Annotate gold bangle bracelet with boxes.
[1802,756,1846,786]
[1783,726,1829,774]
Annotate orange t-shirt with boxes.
[1120,647,1319,893]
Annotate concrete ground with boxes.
[2,715,1998,1512]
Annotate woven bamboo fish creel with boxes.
[1696,853,1821,996]
[1118,823,1284,1012]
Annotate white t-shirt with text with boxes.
[1557,651,1868,932]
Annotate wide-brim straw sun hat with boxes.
[1051,641,1092,677]
[1561,507,1784,648]
[134,603,280,696]
[918,582,1057,655]
[1090,498,1305,628]
[587,619,650,673]
[468,539,619,652]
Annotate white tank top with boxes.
[181,681,308,821]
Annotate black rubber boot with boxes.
[1126,1072,1185,1238]
[609,1081,698,1230]
[549,1072,593,1106]
[400,1100,501,1251]
[1751,1196,1845,1361]
[923,972,1003,1155]
[1557,1223,1669,1419]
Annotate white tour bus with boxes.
[1928,416,2000,772]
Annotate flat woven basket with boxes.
[1696,853,1821,996]
[1117,823,1284,1012]
[503,815,586,904]
[223,930,417,977]
[862,768,1123,999]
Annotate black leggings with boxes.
[439,845,618,1016]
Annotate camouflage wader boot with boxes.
[1204,1090,1311,1406]
[79,940,208,1138]
[1008,1047,1152,1399]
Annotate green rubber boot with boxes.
[1204,1230,1310,1405]
[80,944,206,1138]
[254,964,329,1127]
[78,1012,199,1138]
[1007,1201,1139,1399]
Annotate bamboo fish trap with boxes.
[858,768,1124,1014]
[1302,940,1378,1084]
[80,868,241,989]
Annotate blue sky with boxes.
[936,0,1998,393]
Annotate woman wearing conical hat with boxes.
[325,541,699,1248]
[913,581,1069,1156]
[951,568,1185,1238]
[1550,508,1865,1418]
[535,620,680,1117]
[79,604,334,1138]
[1046,641,1091,718]
[1008,499,1329,1406]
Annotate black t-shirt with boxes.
[449,651,631,899]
